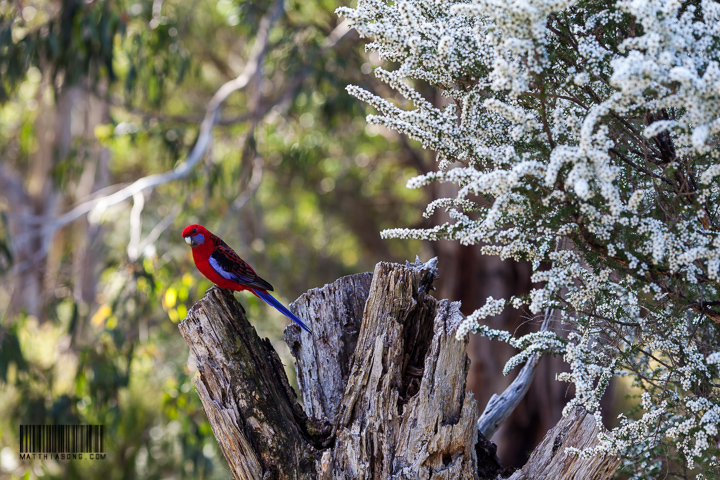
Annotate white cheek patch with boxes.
[209,256,235,281]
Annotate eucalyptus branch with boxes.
[7,3,358,268]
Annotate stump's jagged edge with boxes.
[178,286,318,480]
[288,260,480,479]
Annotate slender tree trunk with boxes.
[7,82,78,318]
[179,260,620,479]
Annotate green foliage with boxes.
[1,0,120,101]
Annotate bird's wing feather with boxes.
[209,239,274,291]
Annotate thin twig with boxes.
[127,191,146,261]
[232,156,264,211]
[135,205,182,258]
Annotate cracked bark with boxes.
[179,260,620,479]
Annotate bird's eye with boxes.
[191,228,197,234]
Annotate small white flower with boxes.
[574,179,590,199]
[574,72,590,85]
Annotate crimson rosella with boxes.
[182,224,311,333]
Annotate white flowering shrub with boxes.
[338,0,720,477]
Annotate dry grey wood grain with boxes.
[329,260,479,479]
[178,286,318,479]
[285,272,373,428]
[505,407,621,480]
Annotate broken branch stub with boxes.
[178,286,318,479]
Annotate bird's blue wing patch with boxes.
[209,246,274,291]
[209,252,255,284]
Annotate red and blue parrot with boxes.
[182,224,311,333]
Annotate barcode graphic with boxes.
[19,425,104,453]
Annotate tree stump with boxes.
[177,286,318,479]
[179,260,620,479]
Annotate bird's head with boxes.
[182,224,209,248]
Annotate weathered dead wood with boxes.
[285,272,373,428]
[299,263,477,479]
[286,260,480,478]
[180,260,621,480]
[327,260,478,479]
[505,407,621,480]
[178,286,318,479]
[477,308,554,440]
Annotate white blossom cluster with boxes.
[339,0,720,475]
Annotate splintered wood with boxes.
[178,287,318,479]
[287,261,477,479]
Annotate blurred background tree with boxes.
[0,0,568,478]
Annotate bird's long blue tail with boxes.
[254,289,312,333]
